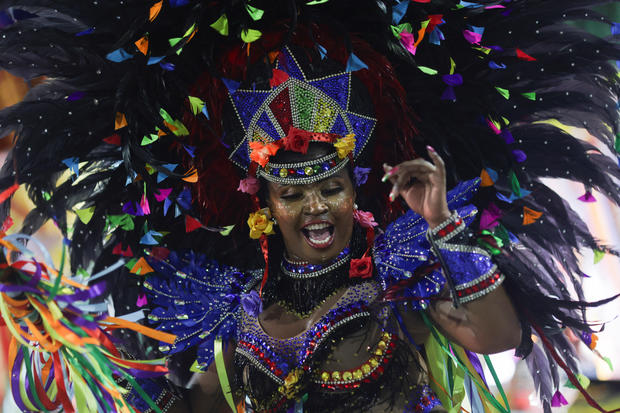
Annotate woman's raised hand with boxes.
[382,146,451,229]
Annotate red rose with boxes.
[349,256,373,279]
[284,128,310,154]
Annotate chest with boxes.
[234,283,422,412]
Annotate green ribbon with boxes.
[215,337,236,412]
[47,242,66,302]
[424,323,466,412]
[483,354,510,411]
[421,312,510,413]
[22,348,47,411]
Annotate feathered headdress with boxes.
[0,0,618,411]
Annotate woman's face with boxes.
[266,169,356,264]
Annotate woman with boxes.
[0,1,617,412]
[155,139,522,412]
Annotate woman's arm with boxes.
[428,285,521,354]
[383,146,521,354]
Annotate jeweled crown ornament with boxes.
[224,46,377,184]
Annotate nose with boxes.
[304,190,328,215]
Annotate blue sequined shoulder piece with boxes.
[373,178,480,309]
[143,250,255,371]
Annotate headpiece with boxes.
[224,46,376,184]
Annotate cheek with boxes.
[270,200,301,230]
[329,195,354,220]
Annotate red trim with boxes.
[237,341,284,378]
[436,218,463,238]
[456,271,502,298]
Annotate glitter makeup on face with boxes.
[267,168,356,264]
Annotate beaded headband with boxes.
[225,46,377,185]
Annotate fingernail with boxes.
[389,185,398,202]
[426,145,436,153]
[381,166,398,182]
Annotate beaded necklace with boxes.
[266,248,352,318]
[263,226,366,318]
[281,247,351,279]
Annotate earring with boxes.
[353,203,358,210]
[272,217,278,226]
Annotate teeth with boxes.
[304,223,331,230]
[308,234,332,247]
[308,232,332,243]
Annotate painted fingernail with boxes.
[426,145,436,153]
[381,166,398,182]
[389,185,398,201]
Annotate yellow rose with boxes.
[333,133,356,159]
[278,368,303,399]
[247,208,275,239]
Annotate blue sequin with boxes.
[231,91,270,130]
[330,113,348,136]
[145,250,252,368]
[278,48,306,80]
[347,113,375,156]
[309,73,350,109]
[257,111,280,139]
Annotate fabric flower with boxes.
[247,207,275,239]
[334,133,356,159]
[278,368,304,399]
[353,166,371,186]
[353,209,378,228]
[241,290,263,317]
[249,141,280,167]
[284,127,311,154]
[237,176,260,194]
[349,256,373,279]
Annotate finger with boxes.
[395,169,433,189]
[389,183,399,202]
[397,158,437,171]
[384,161,435,190]
[381,164,398,183]
[387,163,435,183]
[426,146,446,172]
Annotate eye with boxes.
[322,186,343,196]
[280,192,302,200]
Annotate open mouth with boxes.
[301,222,335,249]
